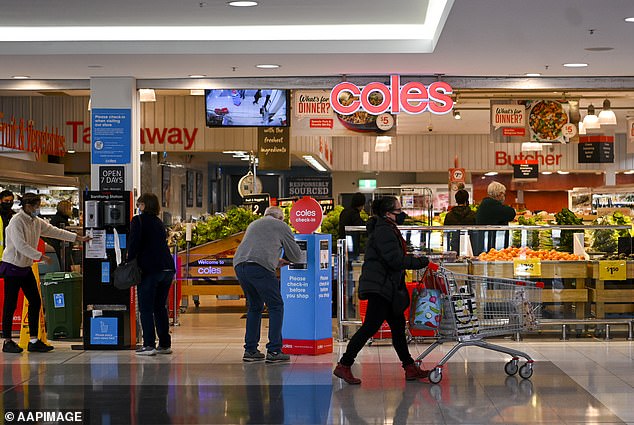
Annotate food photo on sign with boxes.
[292,89,396,136]
[490,99,580,144]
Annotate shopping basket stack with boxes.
[410,266,543,384]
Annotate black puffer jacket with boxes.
[358,216,429,302]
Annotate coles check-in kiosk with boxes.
[281,196,333,355]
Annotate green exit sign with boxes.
[358,179,377,189]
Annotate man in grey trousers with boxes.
[233,206,302,363]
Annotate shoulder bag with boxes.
[112,221,142,290]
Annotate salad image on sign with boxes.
[528,100,570,143]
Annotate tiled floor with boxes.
[2,298,634,424]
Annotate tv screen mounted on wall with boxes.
[204,89,289,127]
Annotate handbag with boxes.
[409,286,443,331]
[113,258,142,290]
[112,224,142,290]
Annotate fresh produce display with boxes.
[170,207,260,250]
[554,208,584,252]
[319,205,344,238]
[477,247,582,261]
[591,211,634,253]
[512,214,552,251]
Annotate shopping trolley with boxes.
[412,266,543,384]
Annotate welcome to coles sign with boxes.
[330,75,454,116]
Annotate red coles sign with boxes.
[290,196,324,234]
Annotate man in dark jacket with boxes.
[475,181,516,254]
[338,192,366,241]
[444,189,476,253]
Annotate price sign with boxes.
[513,258,541,277]
[598,260,627,281]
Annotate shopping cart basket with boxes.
[413,267,543,384]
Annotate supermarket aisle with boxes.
[1,299,633,424]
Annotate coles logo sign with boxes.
[290,196,324,234]
[330,75,454,116]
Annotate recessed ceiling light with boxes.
[189,74,206,78]
[484,171,498,176]
[227,1,258,6]
[624,170,634,175]
[541,171,553,175]
[525,73,541,77]
[563,63,588,68]
[625,17,634,22]
[11,75,29,79]
[255,64,280,69]
[584,47,614,52]
[557,170,570,175]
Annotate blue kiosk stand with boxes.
[281,233,332,355]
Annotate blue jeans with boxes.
[137,270,174,348]
[235,262,284,353]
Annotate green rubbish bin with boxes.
[41,272,83,339]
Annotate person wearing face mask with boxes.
[334,196,437,385]
[1,193,91,354]
[0,190,15,254]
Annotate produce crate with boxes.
[588,261,634,318]
[471,261,589,320]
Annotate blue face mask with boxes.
[30,208,40,218]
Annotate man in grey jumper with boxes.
[234,206,302,363]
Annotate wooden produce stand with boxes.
[588,261,634,319]
[177,232,245,298]
[471,261,589,319]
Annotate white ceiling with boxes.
[1,0,634,81]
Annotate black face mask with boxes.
[387,211,406,225]
[394,212,407,225]
[0,202,12,213]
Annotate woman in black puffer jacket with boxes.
[334,196,437,385]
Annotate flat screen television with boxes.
[204,89,289,127]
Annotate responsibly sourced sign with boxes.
[330,75,454,115]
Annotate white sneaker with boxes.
[135,346,157,356]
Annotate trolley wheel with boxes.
[428,369,442,384]
[504,360,519,376]
[519,364,533,379]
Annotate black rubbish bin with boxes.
[41,272,83,339]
